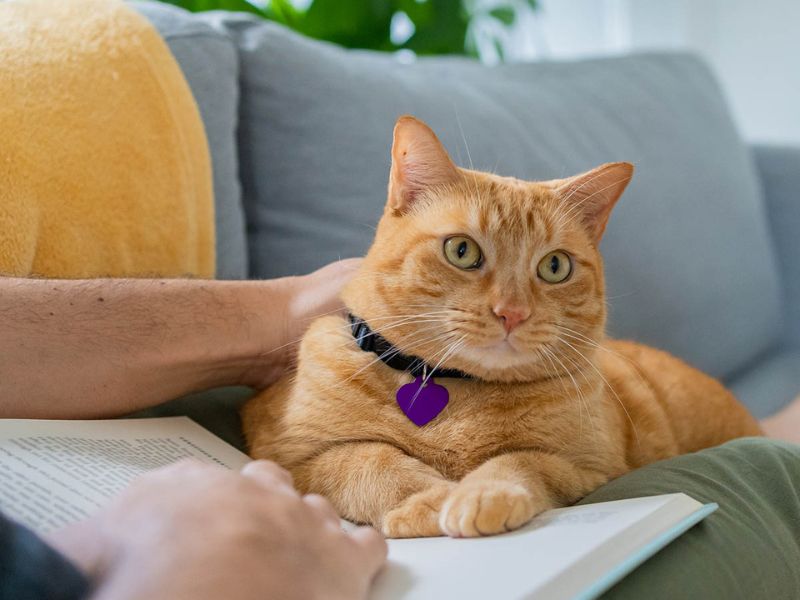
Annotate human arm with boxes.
[0,259,359,418]
[46,460,386,600]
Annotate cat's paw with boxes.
[439,480,536,537]
[382,483,455,538]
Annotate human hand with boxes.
[284,257,363,358]
[241,257,363,389]
[48,460,386,600]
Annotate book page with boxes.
[0,418,709,600]
[373,494,702,600]
[0,417,249,533]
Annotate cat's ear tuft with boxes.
[552,162,634,241]
[388,116,460,214]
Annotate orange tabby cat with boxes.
[242,116,761,538]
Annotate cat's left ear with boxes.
[550,162,634,241]
[387,116,461,214]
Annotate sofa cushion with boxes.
[215,15,781,380]
[728,348,800,417]
[1,0,214,279]
[133,2,248,279]
[752,144,800,349]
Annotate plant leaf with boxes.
[188,0,268,17]
[150,0,522,59]
[489,6,515,25]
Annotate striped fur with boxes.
[242,117,761,538]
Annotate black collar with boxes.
[349,314,473,380]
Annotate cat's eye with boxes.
[537,251,572,283]
[443,236,483,270]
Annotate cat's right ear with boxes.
[387,116,460,214]
[548,162,634,242]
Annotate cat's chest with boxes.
[340,374,564,478]
[300,327,588,478]
[400,387,523,477]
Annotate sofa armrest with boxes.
[752,144,800,348]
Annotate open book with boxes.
[0,417,715,599]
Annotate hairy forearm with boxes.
[0,277,287,418]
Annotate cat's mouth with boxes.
[457,337,534,369]
[485,339,520,354]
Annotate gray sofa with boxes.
[133,1,800,424]
[123,5,800,598]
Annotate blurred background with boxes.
[158,0,799,145]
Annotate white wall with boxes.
[510,0,800,144]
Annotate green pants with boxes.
[580,438,800,598]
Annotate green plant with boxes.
[157,0,537,59]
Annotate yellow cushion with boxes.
[0,0,214,278]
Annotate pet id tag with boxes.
[395,374,449,427]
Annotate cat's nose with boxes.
[492,304,531,334]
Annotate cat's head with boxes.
[341,116,633,383]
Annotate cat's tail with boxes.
[760,396,800,443]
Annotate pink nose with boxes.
[492,304,531,334]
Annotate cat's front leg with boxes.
[440,451,610,537]
[383,482,455,538]
[291,441,453,538]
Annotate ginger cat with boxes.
[242,116,761,538]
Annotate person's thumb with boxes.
[349,525,388,577]
[46,519,109,578]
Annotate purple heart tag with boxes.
[395,376,449,426]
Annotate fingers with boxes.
[303,494,339,524]
[300,488,386,573]
[241,460,297,496]
[45,521,106,577]
[312,257,363,279]
[240,460,387,576]
[299,257,364,319]
[348,526,388,574]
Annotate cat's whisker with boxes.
[371,330,465,423]
[605,291,638,301]
[402,304,472,317]
[454,108,474,172]
[532,347,574,450]
[295,292,451,319]
[551,325,649,379]
[296,310,455,335]
[266,314,446,356]
[305,312,453,340]
[403,303,461,309]
[550,324,605,346]
[364,311,454,319]
[554,336,642,451]
[535,347,580,441]
[550,328,610,355]
[267,311,456,361]
[452,108,486,212]
[320,319,455,356]
[540,344,600,449]
[336,329,457,380]
[406,335,468,411]
[313,329,462,397]
[410,333,466,387]
[550,327,653,415]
